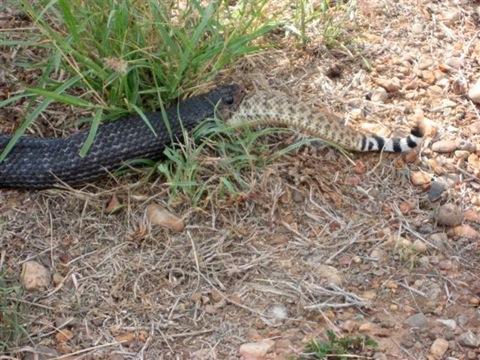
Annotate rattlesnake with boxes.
[226,90,424,153]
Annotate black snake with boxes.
[0,84,242,189]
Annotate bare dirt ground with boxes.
[1,0,480,359]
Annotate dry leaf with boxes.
[399,201,414,214]
[146,204,185,232]
[55,329,74,343]
[106,195,123,214]
[354,160,367,175]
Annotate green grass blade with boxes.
[0,74,85,161]
[0,94,35,108]
[57,0,80,43]
[28,88,96,108]
[131,103,157,137]
[79,108,103,157]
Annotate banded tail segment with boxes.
[227,91,425,153]
[359,126,424,152]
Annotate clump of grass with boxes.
[0,0,276,159]
[301,330,378,359]
[0,272,27,352]
[157,117,316,207]
[288,0,356,48]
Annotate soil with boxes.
[1,0,480,359]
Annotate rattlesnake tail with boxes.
[228,92,424,153]
[359,126,424,152]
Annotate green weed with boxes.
[301,330,378,359]
[0,272,27,352]
[288,0,355,48]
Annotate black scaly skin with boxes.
[0,84,240,189]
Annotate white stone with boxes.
[239,340,275,359]
[468,78,480,104]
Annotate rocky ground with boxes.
[1,0,480,359]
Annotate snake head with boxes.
[207,83,246,120]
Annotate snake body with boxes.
[227,91,424,152]
[0,86,423,189]
[0,84,240,189]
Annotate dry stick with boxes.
[0,249,5,269]
[443,282,454,308]
[49,211,54,269]
[198,272,265,317]
[157,328,174,353]
[18,246,59,265]
[308,189,346,227]
[325,233,360,264]
[138,322,155,358]
[6,297,54,311]
[453,161,480,184]
[391,203,439,250]
[14,342,123,360]
[187,230,202,291]
[280,220,312,243]
[170,329,215,338]
[399,280,427,297]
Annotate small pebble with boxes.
[412,23,423,34]
[21,261,50,291]
[405,313,428,328]
[410,171,432,186]
[264,304,288,324]
[445,57,463,69]
[468,78,480,104]
[428,181,446,202]
[239,340,275,358]
[418,57,433,70]
[371,87,388,102]
[431,140,458,153]
[413,240,427,253]
[430,338,449,360]
[375,77,401,92]
[452,78,468,95]
[436,203,463,226]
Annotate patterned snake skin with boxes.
[227,91,424,152]
[0,86,423,189]
[0,84,241,189]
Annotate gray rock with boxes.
[405,313,428,328]
[436,319,457,331]
[428,181,446,202]
[373,353,388,360]
[458,331,480,348]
